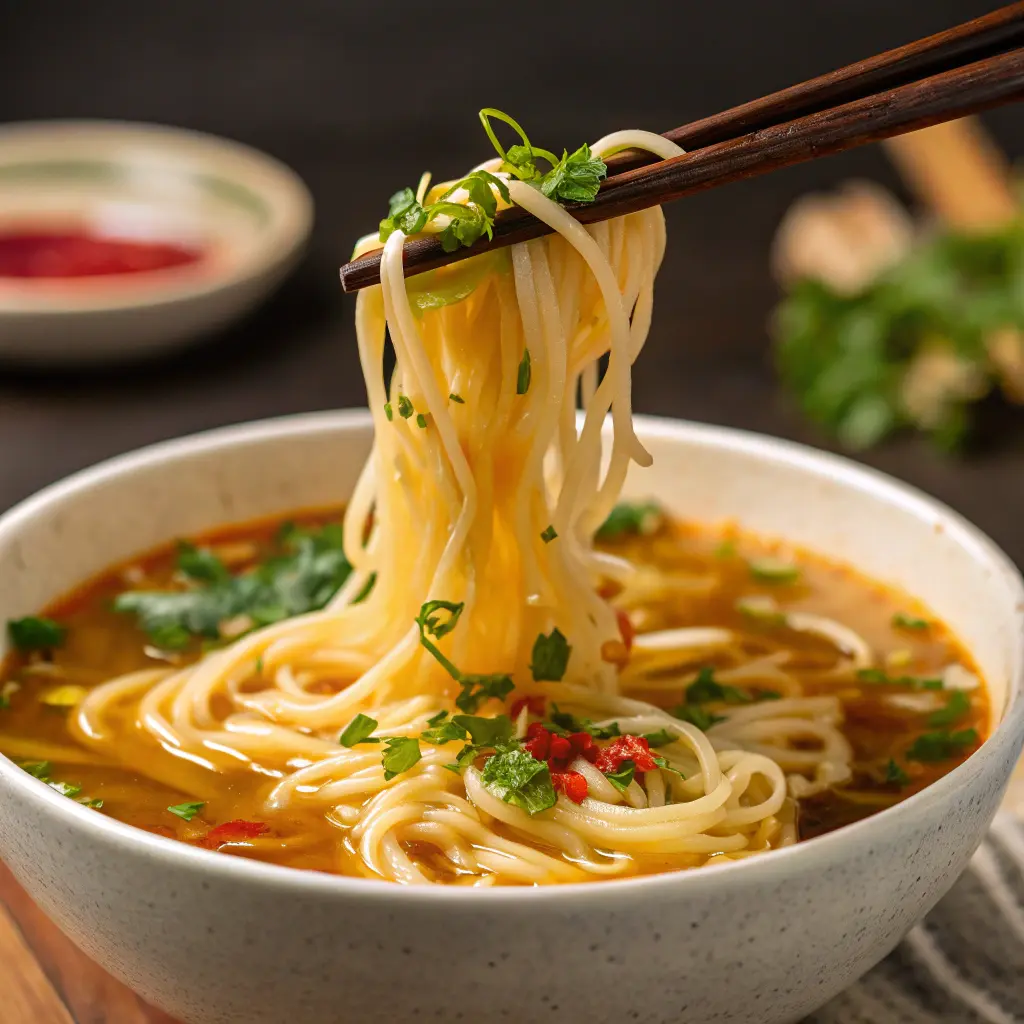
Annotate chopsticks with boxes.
[339,5,1024,294]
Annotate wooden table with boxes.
[2,2,1022,1020]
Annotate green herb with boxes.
[416,413,428,429]
[415,600,515,712]
[384,402,394,421]
[449,393,465,404]
[254,657,264,676]
[0,680,20,710]
[684,667,750,706]
[735,595,788,626]
[748,558,801,585]
[927,689,971,728]
[672,705,726,731]
[421,711,468,745]
[48,780,81,798]
[603,759,635,794]
[7,616,66,652]
[540,525,558,543]
[596,501,663,542]
[353,573,377,605]
[884,759,910,786]
[857,668,943,690]
[381,737,422,780]
[641,728,677,747]
[481,747,557,815]
[339,713,380,747]
[397,395,414,419]
[20,760,51,779]
[79,797,104,809]
[906,728,978,762]
[530,628,571,682]
[115,522,352,649]
[713,540,737,558]
[545,704,620,739]
[18,760,101,807]
[517,349,532,395]
[652,754,685,778]
[452,714,514,748]
[444,743,484,774]
[168,801,205,822]
[378,187,428,240]
[176,542,230,584]
[893,612,930,630]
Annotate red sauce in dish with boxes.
[0,230,203,279]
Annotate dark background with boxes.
[1,1,1022,560]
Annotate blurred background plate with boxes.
[0,120,313,366]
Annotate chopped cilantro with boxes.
[595,501,663,541]
[884,759,910,786]
[19,760,51,779]
[546,704,620,739]
[378,187,428,240]
[17,760,100,807]
[641,728,676,748]
[449,393,465,404]
[538,144,608,204]
[176,542,230,584]
[672,705,725,731]
[517,348,532,395]
[530,628,571,682]
[452,714,514,748]
[168,801,205,822]
[421,711,469,745]
[7,616,66,652]
[684,667,750,706]
[340,713,380,747]
[893,612,930,630]
[397,395,414,419]
[114,522,351,649]
[481,747,557,815]
[540,525,558,543]
[927,690,971,728]
[652,754,685,778]
[456,674,515,714]
[384,402,393,421]
[416,413,428,429]
[857,668,943,690]
[906,728,978,762]
[381,737,422,780]
[603,759,635,794]
[48,780,81,798]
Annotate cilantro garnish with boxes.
[540,525,557,543]
[449,393,465,404]
[17,760,101,808]
[453,714,514,747]
[517,348,531,395]
[168,801,205,822]
[339,713,380,747]
[382,737,422,780]
[481,747,557,815]
[384,402,393,421]
[176,542,230,584]
[603,759,635,794]
[416,413,428,429]
[7,616,66,652]
[545,704,620,739]
[672,705,725,731]
[397,395,414,419]
[927,690,971,728]
[595,501,663,541]
[856,668,943,690]
[893,612,930,630]
[421,711,468,745]
[530,628,571,682]
[415,600,514,712]
[642,728,676,748]
[114,522,351,650]
[884,759,910,786]
[906,728,978,762]
[748,558,801,585]
[684,667,751,706]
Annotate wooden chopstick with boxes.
[339,13,1024,294]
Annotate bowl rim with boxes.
[0,119,314,315]
[2,408,1022,904]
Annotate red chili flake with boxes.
[616,609,635,652]
[594,735,658,774]
[524,722,551,761]
[568,732,595,759]
[548,734,572,761]
[200,819,270,849]
[510,695,546,721]
[552,770,588,803]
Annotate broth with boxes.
[0,507,988,882]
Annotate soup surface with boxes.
[0,505,988,880]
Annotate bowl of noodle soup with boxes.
[1,113,1023,1024]
[0,411,1021,1024]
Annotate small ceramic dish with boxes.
[0,412,1022,1024]
[0,121,313,365]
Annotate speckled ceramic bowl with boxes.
[1,412,1022,1024]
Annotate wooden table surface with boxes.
[2,2,1024,1021]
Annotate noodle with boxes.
[71,125,853,886]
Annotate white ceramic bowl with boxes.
[0,121,313,365]
[0,412,1022,1024]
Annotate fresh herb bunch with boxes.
[774,219,1024,451]
[378,108,607,253]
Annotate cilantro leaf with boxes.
[603,759,635,794]
[397,395,414,419]
[517,348,532,395]
[642,728,676,748]
[339,713,380,747]
[884,759,910,786]
[449,393,465,404]
[168,801,205,822]
[530,628,571,682]
[672,704,725,731]
[382,737,422,780]
[595,501,663,541]
[927,690,971,728]
[451,714,514,748]
[684,667,750,706]
[906,728,978,762]
[19,760,51,779]
[7,616,66,651]
[748,558,801,585]
[539,144,607,204]
[857,668,944,690]
[893,612,930,630]
[546,704,620,739]
[421,711,469,745]
[379,188,427,242]
[176,542,230,583]
[481,748,557,815]
[540,525,557,543]
[48,780,81,798]
[456,674,514,714]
